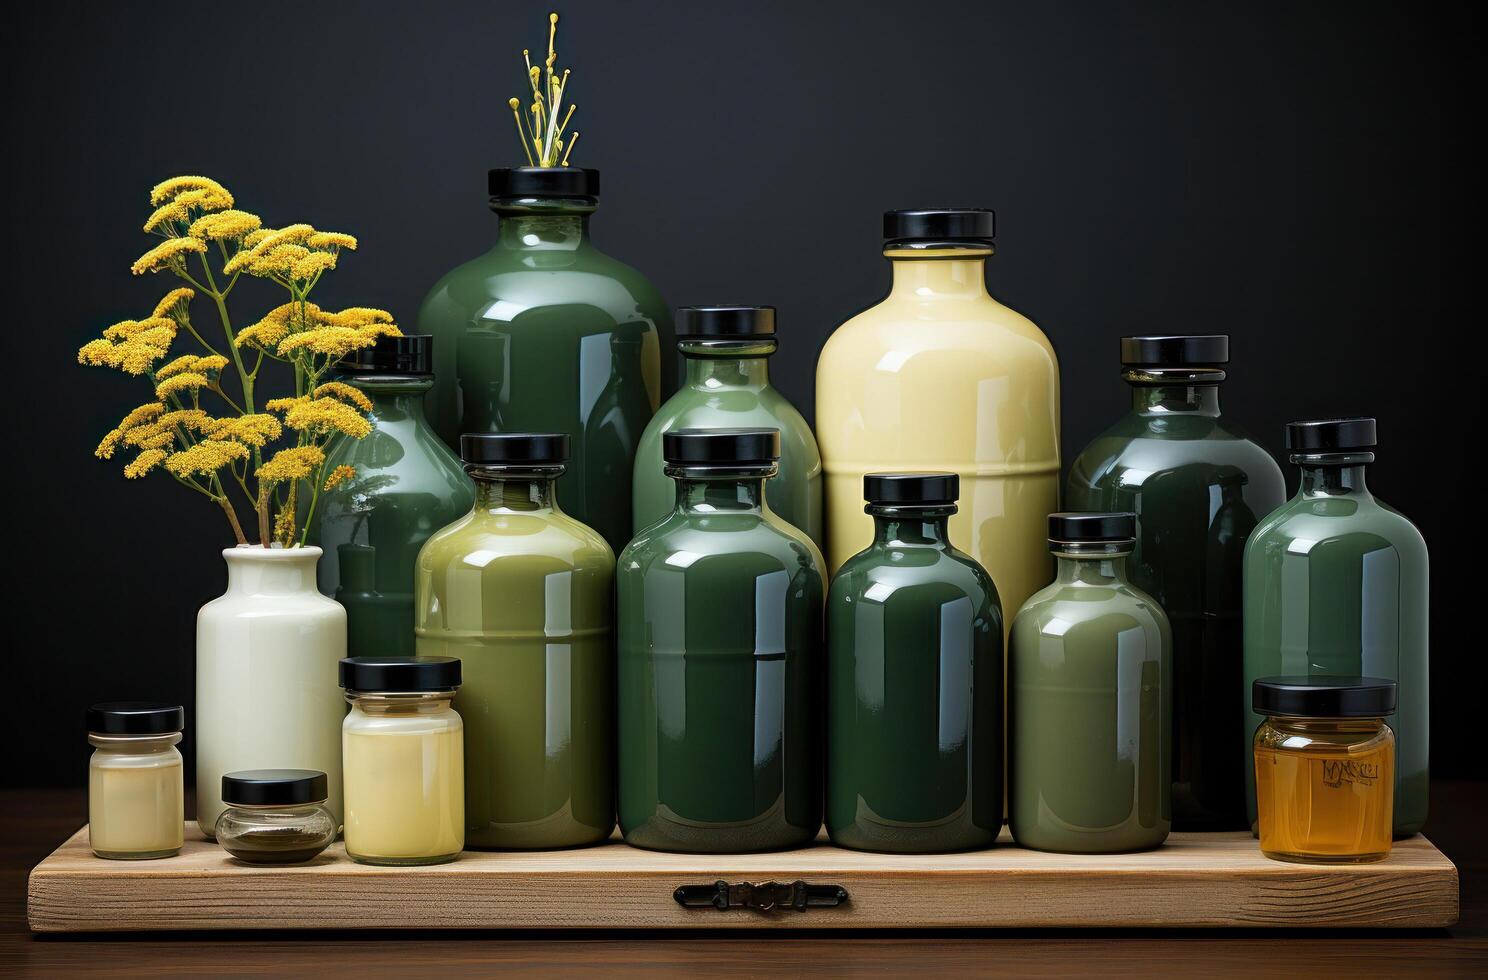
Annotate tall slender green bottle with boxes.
[1009,513,1172,854]
[827,472,1002,853]
[617,428,825,853]
[632,306,822,549]
[417,167,673,556]
[1067,335,1284,830]
[414,433,615,849]
[308,336,475,657]
[1242,418,1428,837]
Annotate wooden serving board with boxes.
[28,825,1458,932]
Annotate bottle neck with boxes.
[346,376,433,423]
[1125,368,1224,417]
[470,466,561,512]
[1296,458,1371,496]
[223,547,320,595]
[681,342,774,389]
[886,248,993,299]
[869,508,954,547]
[672,473,771,514]
[1053,544,1133,584]
[493,198,594,255]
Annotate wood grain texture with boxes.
[27,825,1458,933]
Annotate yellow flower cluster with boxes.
[235,303,399,362]
[222,223,356,283]
[131,236,207,276]
[313,381,374,412]
[123,449,168,479]
[257,445,327,483]
[156,354,228,380]
[323,464,357,491]
[78,318,178,375]
[189,210,264,242]
[95,403,167,460]
[155,372,211,400]
[165,440,249,478]
[267,395,373,440]
[152,287,195,320]
[150,176,235,208]
[204,413,283,447]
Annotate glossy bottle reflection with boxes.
[1066,336,1284,830]
[415,433,615,849]
[827,473,1002,853]
[617,428,825,853]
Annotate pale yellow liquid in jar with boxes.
[1254,718,1393,863]
[88,740,184,859]
[343,703,465,864]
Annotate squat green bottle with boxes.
[632,306,822,548]
[417,167,673,555]
[1242,418,1428,837]
[617,428,825,852]
[827,473,1002,853]
[1010,513,1172,853]
[309,336,476,657]
[1067,336,1284,830]
[415,433,615,849]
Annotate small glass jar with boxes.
[1253,676,1396,864]
[340,657,465,866]
[216,770,338,864]
[87,703,185,860]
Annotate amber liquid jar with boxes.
[1252,677,1396,864]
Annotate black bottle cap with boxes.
[87,702,184,736]
[662,427,781,466]
[489,167,599,199]
[339,656,462,693]
[863,472,959,506]
[1047,512,1137,544]
[1252,676,1397,717]
[339,335,433,376]
[459,432,570,466]
[222,769,329,807]
[1120,335,1229,367]
[1284,417,1377,453]
[884,208,996,244]
[675,306,776,342]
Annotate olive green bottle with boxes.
[308,336,476,657]
[1067,335,1284,830]
[827,472,1002,853]
[617,428,825,853]
[415,432,614,849]
[632,306,822,548]
[1242,418,1428,837]
[1010,513,1172,853]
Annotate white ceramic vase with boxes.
[195,545,346,837]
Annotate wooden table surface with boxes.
[4,783,1486,976]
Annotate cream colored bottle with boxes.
[816,209,1059,626]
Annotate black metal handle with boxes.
[673,879,849,912]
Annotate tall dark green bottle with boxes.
[826,472,1002,853]
[617,428,825,853]
[1243,418,1428,837]
[308,336,475,657]
[1067,336,1284,830]
[417,167,673,555]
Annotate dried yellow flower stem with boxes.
[509,12,579,168]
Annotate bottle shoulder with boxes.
[830,546,1001,612]
[820,295,1056,367]
[418,245,670,324]
[1069,414,1285,495]
[618,514,822,579]
[1013,579,1170,638]
[642,387,819,458]
[1246,492,1428,561]
[419,509,614,570]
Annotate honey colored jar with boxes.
[1252,676,1396,864]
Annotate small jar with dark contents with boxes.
[215,770,338,864]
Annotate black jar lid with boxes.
[1047,512,1137,544]
[222,769,329,807]
[1284,417,1377,453]
[884,208,996,246]
[489,167,598,199]
[1252,676,1397,717]
[87,702,184,736]
[339,334,433,376]
[1120,335,1229,367]
[460,432,570,466]
[676,306,776,342]
[864,472,959,506]
[663,427,781,466]
[339,656,462,693]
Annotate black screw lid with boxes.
[222,769,329,807]
[87,702,184,736]
[460,432,570,466]
[339,334,433,376]
[1284,417,1377,453]
[1048,512,1137,544]
[884,208,996,245]
[1120,335,1229,367]
[662,427,781,466]
[489,167,598,199]
[1252,676,1397,718]
[676,306,776,342]
[863,472,959,506]
[339,656,462,693]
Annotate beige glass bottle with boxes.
[817,209,1059,625]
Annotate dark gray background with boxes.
[8,0,1471,785]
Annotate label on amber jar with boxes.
[1321,759,1381,788]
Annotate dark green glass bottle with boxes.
[308,336,475,657]
[417,167,673,555]
[1009,513,1172,853]
[1066,336,1284,830]
[1243,418,1428,837]
[617,428,825,853]
[826,472,1002,853]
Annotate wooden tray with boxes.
[28,825,1458,932]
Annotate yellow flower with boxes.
[155,372,210,399]
[189,210,263,241]
[152,409,212,433]
[150,176,234,208]
[165,440,249,477]
[269,395,372,439]
[95,403,166,459]
[273,504,297,542]
[313,381,374,412]
[152,288,195,319]
[320,307,394,328]
[155,355,198,380]
[277,323,399,359]
[323,464,356,491]
[241,229,274,248]
[234,319,290,351]
[143,201,188,233]
[290,251,337,280]
[307,232,357,250]
[257,445,326,483]
[123,449,168,479]
[124,427,177,451]
[78,320,177,376]
[205,413,282,448]
[131,237,207,275]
